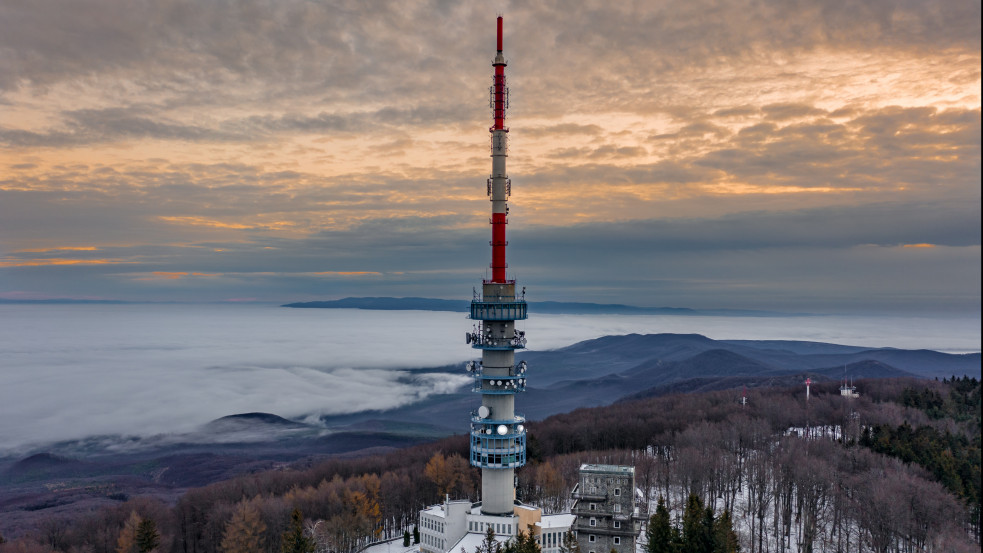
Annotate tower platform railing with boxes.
[470,300,527,321]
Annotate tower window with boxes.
[613,521,621,529]
[589,503,596,511]
[614,538,621,545]
[589,518,596,527]
[589,535,596,543]
[613,488,620,496]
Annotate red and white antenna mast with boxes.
[805,377,812,401]
[489,15,510,283]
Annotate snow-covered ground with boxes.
[362,537,421,553]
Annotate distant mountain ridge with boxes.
[314,332,980,432]
[282,297,794,316]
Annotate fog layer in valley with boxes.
[0,304,978,453]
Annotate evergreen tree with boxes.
[222,498,267,553]
[135,518,160,553]
[681,494,716,553]
[403,530,411,547]
[413,526,420,545]
[646,497,673,553]
[712,511,739,553]
[502,527,540,553]
[281,509,315,553]
[698,507,715,553]
[559,531,580,553]
[476,526,500,553]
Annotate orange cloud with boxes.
[705,184,863,195]
[14,246,99,253]
[0,258,131,267]
[158,216,299,231]
[158,216,254,230]
[312,271,383,276]
[130,271,223,281]
[150,272,189,279]
[903,243,936,248]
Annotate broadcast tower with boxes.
[464,15,528,516]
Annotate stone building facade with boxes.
[571,464,640,553]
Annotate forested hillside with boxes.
[1,378,978,553]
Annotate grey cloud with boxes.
[763,103,828,121]
[544,145,648,160]
[713,106,760,118]
[700,106,980,188]
[652,122,731,140]
[2,0,976,105]
[0,107,247,147]
[0,101,479,147]
[524,123,605,138]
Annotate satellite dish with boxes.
[517,425,524,433]
[497,425,508,435]
[478,406,490,419]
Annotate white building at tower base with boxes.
[419,498,574,553]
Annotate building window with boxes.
[614,504,621,513]
[613,488,620,496]
[614,538,621,545]
[589,535,596,543]
[589,503,596,511]
[589,518,596,527]
[613,521,621,529]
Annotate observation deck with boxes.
[469,413,527,469]
[470,300,527,321]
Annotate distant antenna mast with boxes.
[805,377,811,401]
[741,385,747,407]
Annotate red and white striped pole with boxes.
[489,16,509,283]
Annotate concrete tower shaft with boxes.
[466,16,528,517]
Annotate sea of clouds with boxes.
[0,303,979,453]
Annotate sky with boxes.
[0,0,980,314]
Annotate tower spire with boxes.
[489,15,510,283]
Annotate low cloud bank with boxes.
[0,304,979,453]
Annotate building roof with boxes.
[579,463,635,475]
[451,532,509,553]
[538,514,576,530]
[422,505,447,517]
